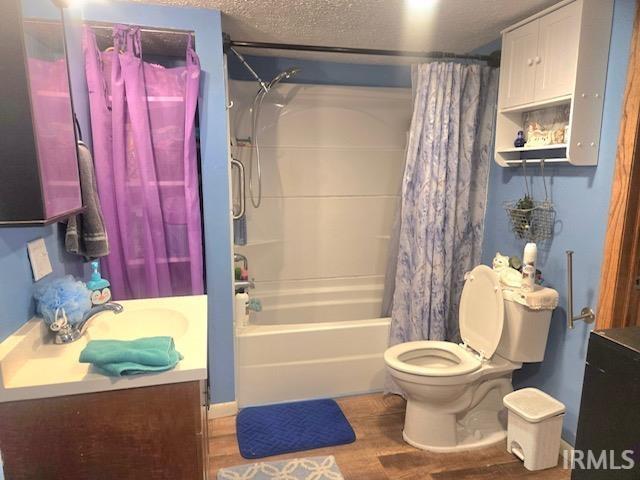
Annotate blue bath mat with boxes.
[236,399,356,459]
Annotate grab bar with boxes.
[231,156,245,220]
[565,250,595,329]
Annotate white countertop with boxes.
[0,295,207,403]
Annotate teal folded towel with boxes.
[79,336,183,376]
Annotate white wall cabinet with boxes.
[500,1,580,109]
[495,0,613,166]
[500,20,539,108]
[534,1,580,101]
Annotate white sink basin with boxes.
[86,308,190,341]
[0,295,207,403]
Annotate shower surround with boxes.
[229,80,411,405]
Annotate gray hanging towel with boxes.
[65,142,109,259]
[234,216,247,246]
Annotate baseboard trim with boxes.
[209,401,238,419]
[559,438,574,458]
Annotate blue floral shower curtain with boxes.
[386,62,499,347]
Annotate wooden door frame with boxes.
[597,1,640,330]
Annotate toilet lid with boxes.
[459,265,504,360]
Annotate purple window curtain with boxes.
[83,25,204,300]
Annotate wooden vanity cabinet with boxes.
[0,381,209,480]
[572,328,640,479]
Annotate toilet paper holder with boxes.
[565,250,596,329]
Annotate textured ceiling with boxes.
[121,0,561,62]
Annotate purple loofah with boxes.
[33,276,92,326]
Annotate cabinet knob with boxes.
[590,142,596,147]
[535,56,541,64]
[527,58,533,66]
[581,93,587,98]
[577,142,582,147]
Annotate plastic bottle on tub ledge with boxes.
[235,292,250,328]
[521,243,537,292]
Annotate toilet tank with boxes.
[495,292,553,363]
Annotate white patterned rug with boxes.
[217,455,344,480]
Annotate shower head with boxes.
[267,67,301,89]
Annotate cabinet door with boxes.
[0,382,205,480]
[499,20,539,108]
[534,1,580,101]
[22,5,82,219]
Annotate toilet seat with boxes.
[459,265,504,360]
[384,341,481,377]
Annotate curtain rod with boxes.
[227,39,492,62]
[87,23,193,35]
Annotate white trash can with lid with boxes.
[503,387,566,471]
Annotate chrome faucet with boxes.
[51,302,124,344]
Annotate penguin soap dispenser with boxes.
[87,261,112,306]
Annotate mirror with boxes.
[22,0,80,219]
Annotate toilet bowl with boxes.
[385,265,556,452]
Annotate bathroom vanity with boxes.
[573,327,640,479]
[0,295,209,480]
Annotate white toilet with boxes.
[385,264,556,452]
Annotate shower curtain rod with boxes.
[87,23,194,35]
[227,39,493,63]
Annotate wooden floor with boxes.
[208,393,570,479]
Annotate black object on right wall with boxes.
[572,327,640,479]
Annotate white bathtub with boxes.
[235,277,391,407]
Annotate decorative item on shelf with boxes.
[514,130,526,148]
[522,106,570,148]
[552,127,565,145]
[492,252,522,288]
[508,256,522,271]
[86,261,112,306]
[504,160,556,243]
[525,123,551,148]
[491,252,510,271]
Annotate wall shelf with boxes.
[494,0,613,167]
[503,158,569,167]
[499,95,572,114]
[497,143,567,153]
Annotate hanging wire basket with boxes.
[504,160,556,243]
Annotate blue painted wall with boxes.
[481,0,636,445]
[79,1,235,403]
[227,53,411,88]
[0,228,86,342]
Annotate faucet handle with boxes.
[49,308,69,332]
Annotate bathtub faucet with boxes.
[234,253,248,271]
[234,279,255,293]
